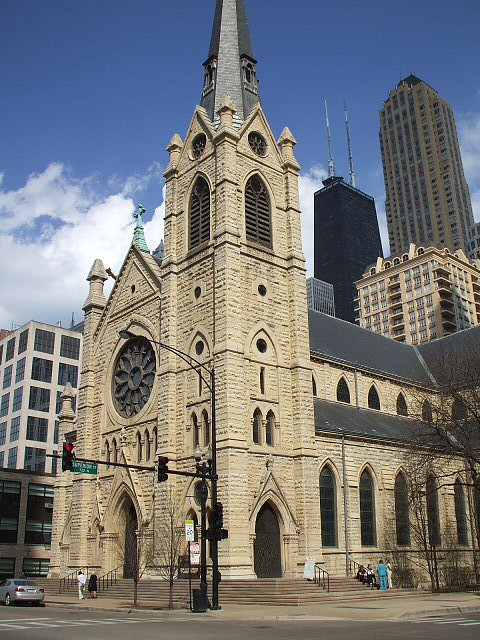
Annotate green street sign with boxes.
[73,461,98,475]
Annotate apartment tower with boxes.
[380,75,474,255]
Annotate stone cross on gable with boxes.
[134,204,146,221]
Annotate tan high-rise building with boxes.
[355,243,480,344]
[380,75,474,255]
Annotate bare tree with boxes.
[119,522,154,607]
[410,344,480,550]
[153,486,186,609]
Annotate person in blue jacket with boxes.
[377,559,388,590]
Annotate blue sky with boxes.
[1,0,479,327]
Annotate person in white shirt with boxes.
[77,571,86,600]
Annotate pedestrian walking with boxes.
[386,560,393,589]
[377,559,388,591]
[88,571,98,598]
[77,570,86,600]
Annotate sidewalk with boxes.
[45,591,480,621]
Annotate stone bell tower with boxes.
[158,0,317,578]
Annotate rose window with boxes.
[192,133,207,159]
[112,337,156,418]
[248,132,267,157]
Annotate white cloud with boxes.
[0,164,165,328]
[299,165,327,276]
[458,112,480,222]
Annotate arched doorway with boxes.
[123,501,138,578]
[254,502,282,578]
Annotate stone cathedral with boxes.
[50,0,479,581]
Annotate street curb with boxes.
[397,605,480,620]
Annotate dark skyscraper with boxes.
[314,176,383,323]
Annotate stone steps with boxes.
[41,576,415,607]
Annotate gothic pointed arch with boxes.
[112,438,118,465]
[245,173,272,247]
[359,468,376,546]
[265,410,275,446]
[192,412,200,448]
[144,429,150,461]
[368,385,381,411]
[189,175,211,249]
[336,377,351,404]
[452,397,467,421]
[136,432,142,463]
[252,408,262,444]
[396,392,408,416]
[426,474,441,546]
[422,400,433,423]
[312,374,317,397]
[394,471,410,545]
[319,465,337,547]
[152,427,158,457]
[253,500,282,578]
[454,479,468,545]
[105,440,111,468]
[202,409,210,447]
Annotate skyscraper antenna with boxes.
[344,101,356,188]
[325,99,335,178]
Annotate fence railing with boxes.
[99,566,121,591]
[348,558,361,578]
[59,566,102,592]
[314,563,330,592]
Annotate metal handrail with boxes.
[59,566,102,592]
[99,566,121,591]
[314,563,330,592]
[349,558,361,578]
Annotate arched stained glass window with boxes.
[189,177,211,249]
[360,470,376,546]
[320,466,337,547]
[394,472,410,545]
[368,386,381,411]
[396,393,408,416]
[454,480,468,546]
[245,175,272,247]
[266,411,275,447]
[426,475,441,546]
[253,409,262,445]
[337,378,351,404]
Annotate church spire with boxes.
[132,205,150,253]
[200,0,260,126]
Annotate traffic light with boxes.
[157,456,169,482]
[212,502,223,530]
[62,442,75,471]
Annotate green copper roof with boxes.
[132,205,150,253]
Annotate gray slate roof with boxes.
[314,398,417,443]
[308,310,433,386]
[417,325,480,382]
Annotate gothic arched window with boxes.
[360,469,376,546]
[368,386,381,411]
[253,409,262,445]
[396,393,408,416]
[145,429,150,462]
[245,175,272,247]
[426,474,441,546]
[337,378,351,404]
[452,398,467,421]
[202,410,210,447]
[312,375,317,397]
[112,438,118,465]
[454,480,468,546]
[189,177,211,249]
[105,441,110,468]
[192,414,200,448]
[394,472,410,545]
[136,433,142,463]
[422,400,433,423]
[320,466,337,547]
[153,427,158,457]
[265,411,275,447]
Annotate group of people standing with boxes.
[77,570,98,600]
[356,560,393,590]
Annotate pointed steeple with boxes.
[200,0,260,126]
[132,205,150,253]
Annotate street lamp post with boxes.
[118,329,220,610]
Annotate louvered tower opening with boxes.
[245,175,271,247]
[189,177,211,249]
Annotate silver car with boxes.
[0,579,45,606]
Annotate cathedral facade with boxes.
[49,0,479,582]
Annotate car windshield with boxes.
[13,580,30,586]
